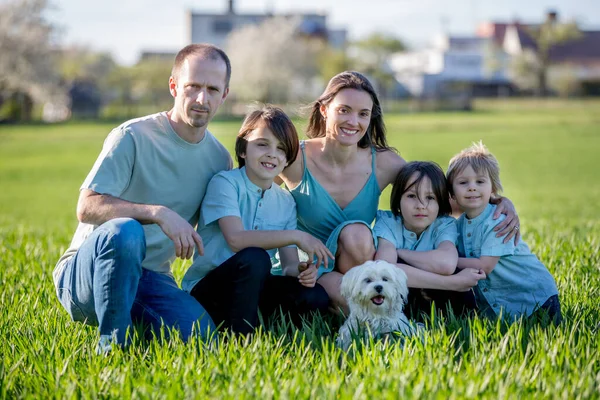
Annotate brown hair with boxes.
[171,43,232,88]
[235,105,299,168]
[390,161,452,218]
[446,141,503,199]
[306,71,392,151]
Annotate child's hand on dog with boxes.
[298,262,318,288]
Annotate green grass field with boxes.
[1,100,599,398]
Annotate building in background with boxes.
[389,11,600,98]
[186,0,347,50]
[388,34,513,99]
[479,15,600,96]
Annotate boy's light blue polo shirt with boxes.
[373,211,458,251]
[456,204,558,318]
[181,167,297,292]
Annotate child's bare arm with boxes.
[397,262,486,291]
[457,256,500,275]
[279,247,317,288]
[218,216,333,268]
[396,241,457,275]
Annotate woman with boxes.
[278,71,520,313]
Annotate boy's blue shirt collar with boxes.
[465,203,495,226]
[396,214,431,242]
[239,166,276,195]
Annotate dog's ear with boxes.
[341,266,361,300]
[391,264,409,304]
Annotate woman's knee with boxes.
[338,224,375,254]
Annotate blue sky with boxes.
[48,0,599,65]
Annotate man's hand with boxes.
[155,207,204,259]
[296,232,334,269]
[492,197,521,244]
[297,262,318,288]
[450,268,486,291]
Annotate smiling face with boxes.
[169,55,229,138]
[240,122,289,190]
[320,88,373,147]
[451,165,493,218]
[400,173,440,236]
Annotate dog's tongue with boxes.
[371,295,385,305]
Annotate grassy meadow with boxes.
[1,99,599,398]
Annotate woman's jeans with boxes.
[54,218,215,353]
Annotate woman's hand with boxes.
[492,197,521,244]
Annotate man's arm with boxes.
[77,189,203,259]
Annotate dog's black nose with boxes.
[374,285,383,293]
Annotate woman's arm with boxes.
[397,241,458,276]
[277,146,304,190]
[491,197,520,244]
[218,216,333,269]
[375,149,407,191]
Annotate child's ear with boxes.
[240,152,246,159]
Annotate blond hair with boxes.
[447,141,503,199]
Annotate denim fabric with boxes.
[190,247,272,335]
[54,218,215,352]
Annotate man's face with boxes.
[170,55,229,130]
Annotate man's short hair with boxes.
[171,43,232,89]
[447,141,503,198]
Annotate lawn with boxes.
[1,100,599,398]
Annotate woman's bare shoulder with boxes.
[375,149,407,187]
[376,148,407,170]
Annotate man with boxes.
[53,44,232,354]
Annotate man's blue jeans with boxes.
[54,218,215,351]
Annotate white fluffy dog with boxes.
[336,260,419,350]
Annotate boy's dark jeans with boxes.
[406,287,477,320]
[190,247,329,334]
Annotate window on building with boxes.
[213,20,233,34]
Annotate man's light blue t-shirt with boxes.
[54,112,232,281]
[373,211,458,251]
[456,204,558,318]
[181,167,297,292]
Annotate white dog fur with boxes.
[336,260,420,350]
